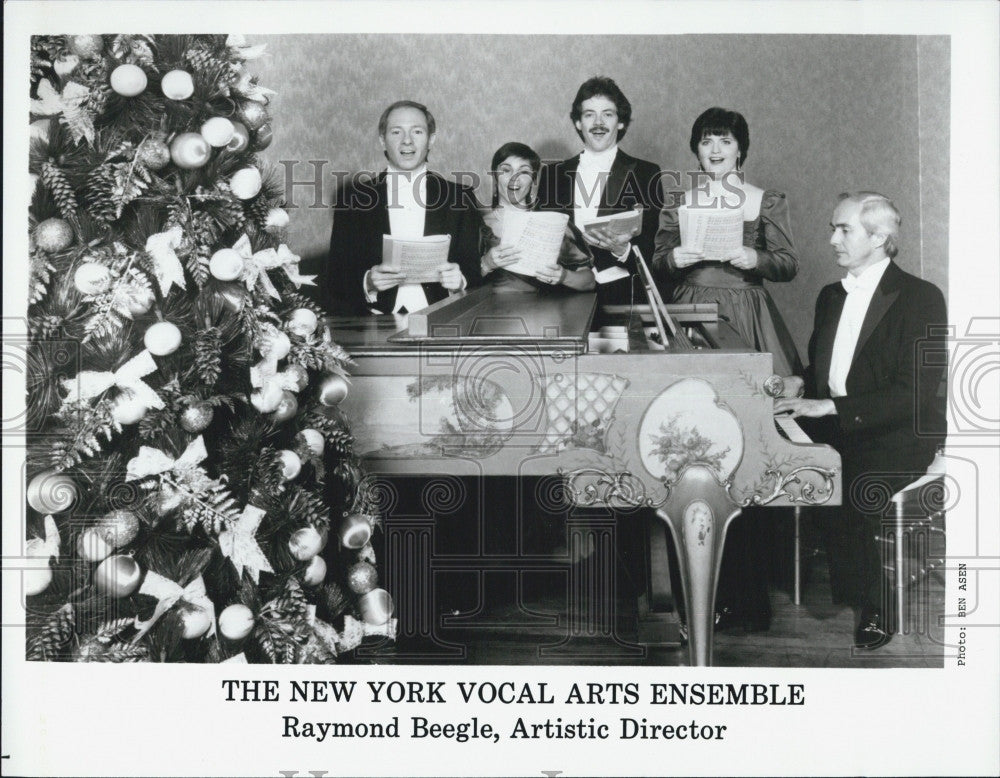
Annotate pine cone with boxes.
[184,47,217,74]
[194,326,223,386]
[41,162,79,221]
[28,603,76,661]
[245,195,271,232]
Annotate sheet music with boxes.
[381,234,451,283]
[501,209,568,277]
[678,204,744,261]
[582,207,642,239]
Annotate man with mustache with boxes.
[325,100,482,315]
[774,192,947,650]
[537,76,665,306]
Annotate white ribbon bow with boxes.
[62,349,164,410]
[145,225,186,295]
[132,572,217,640]
[335,614,398,652]
[231,236,315,300]
[126,436,208,481]
[218,505,274,584]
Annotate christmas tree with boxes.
[24,34,393,663]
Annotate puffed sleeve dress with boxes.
[652,190,802,376]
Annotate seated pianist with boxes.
[480,141,595,292]
[774,192,947,651]
[323,100,482,316]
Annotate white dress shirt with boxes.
[366,164,429,313]
[573,145,618,230]
[828,257,891,397]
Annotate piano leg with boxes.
[653,465,742,666]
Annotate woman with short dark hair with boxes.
[480,141,595,291]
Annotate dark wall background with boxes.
[252,34,949,359]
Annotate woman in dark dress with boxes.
[653,108,802,631]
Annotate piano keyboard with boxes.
[775,415,812,444]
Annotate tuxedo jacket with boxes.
[324,171,483,315]
[803,260,947,473]
[536,149,664,304]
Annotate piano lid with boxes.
[386,286,597,351]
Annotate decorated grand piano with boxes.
[324,273,841,666]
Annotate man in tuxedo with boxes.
[536,76,665,306]
[775,192,947,650]
[324,100,482,315]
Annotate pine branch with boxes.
[49,398,119,470]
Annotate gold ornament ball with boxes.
[240,101,269,131]
[283,363,309,392]
[338,513,373,550]
[94,555,142,598]
[346,561,379,595]
[302,555,327,587]
[27,470,78,514]
[180,607,212,639]
[209,248,245,282]
[250,383,283,413]
[137,138,171,170]
[143,321,182,356]
[287,308,319,338]
[218,604,255,641]
[160,69,195,100]
[69,34,104,60]
[278,449,302,481]
[170,132,212,170]
[110,393,147,425]
[73,262,112,296]
[200,116,235,147]
[288,526,325,561]
[180,402,214,433]
[227,121,250,152]
[97,509,140,548]
[271,391,298,423]
[34,218,75,253]
[78,528,112,563]
[254,123,274,150]
[319,374,349,406]
[110,64,148,97]
[359,588,394,626]
[229,167,263,200]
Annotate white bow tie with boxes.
[842,275,865,294]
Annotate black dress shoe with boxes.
[854,608,893,650]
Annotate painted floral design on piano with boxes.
[638,378,744,485]
[648,416,731,485]
[346,375,515,458]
